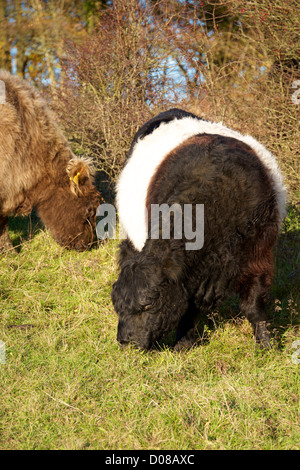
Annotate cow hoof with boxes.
[254,321,272,349]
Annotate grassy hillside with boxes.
[0,207,299,450]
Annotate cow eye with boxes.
[142,303,152,311]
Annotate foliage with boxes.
[156,0,300,200]
[0,0,109,83]
[55,0,179,182]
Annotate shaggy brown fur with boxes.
[0,70,100,251]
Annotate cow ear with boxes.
[156,239,185,283]
[117,239,138,268]
[67,156,94,195]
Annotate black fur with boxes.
[127,108,204,158]
[112,116,280,351]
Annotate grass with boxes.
[0,207,299,450]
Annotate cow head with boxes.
[37,157,100,251]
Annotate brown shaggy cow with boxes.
[0,70,100,251]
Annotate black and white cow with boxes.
[112,108,286,351]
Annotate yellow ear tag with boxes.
[72,172,80,186]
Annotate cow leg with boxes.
[174,300,198,351]
[239,273,272,348]
[0,216,13,252]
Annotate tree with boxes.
[0,0,110,84]
[0,1,11,70]
[55,0,179,182]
